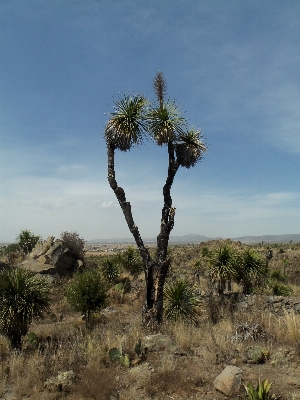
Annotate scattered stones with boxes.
[213,365,242,396]
[45,370,77,392]
[234,322,267,342]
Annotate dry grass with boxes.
[1,241,300,399]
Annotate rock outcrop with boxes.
[20,236,83,276]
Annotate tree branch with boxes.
[156,141,179,262]
[107,145,151,266]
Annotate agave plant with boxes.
[163,279,199,323]
[0,267,51,349]
[104,94,147,151]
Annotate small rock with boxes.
[213,365,242,396]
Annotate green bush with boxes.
[65,269,106,329]
[272,282,292,296]
[0,267,51,350]
[163,279,199,323]
[2,243,21,255]
[16,229,41,254]
[271,269,286,283]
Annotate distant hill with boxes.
[232,234,300,244]
[87,234,300,245]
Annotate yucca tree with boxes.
[0,267,51,350]
[234,249,268,294]
[163,279,199,323]
[209,245,236,294]
[104,72,206,326]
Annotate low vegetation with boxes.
[0,237,300,399]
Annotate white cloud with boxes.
[101,201,116,209]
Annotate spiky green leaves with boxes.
[209,245,236,294]
[235,249,268,295]
[104,72,207,168]
[104,94,147,151]
[0,267,51,349]
[147,101,186,145]
[163,279,198,323]
[176,129,207,168]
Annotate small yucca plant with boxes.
[101,256,120,283]
[0,267,51,350]
[245,379,273,400]
[163,279,198,323]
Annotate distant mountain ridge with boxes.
[87,234,300,245]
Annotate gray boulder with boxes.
[20,239,80,276]
[29,236,55,259]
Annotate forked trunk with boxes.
[107,143,178,328]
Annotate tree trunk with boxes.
[107,143,178,328]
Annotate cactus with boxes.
[108,347,121,361]
[120,354,130,367]
[134,338,142,356]
[27,331,39,346]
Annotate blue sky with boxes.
[1,0,299,243]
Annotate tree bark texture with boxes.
[107,143,179,327]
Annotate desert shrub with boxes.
[61,230,85,260]
[2,243,21,255]
[272,282,292,296]
[163,279,199,323]
[0,267,51,350]
[16,229,41,254]
[201,245,211,258]
[119,246,143,277]
[65,269,106,329]
[271,269,286,282]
